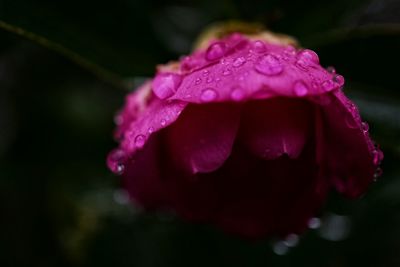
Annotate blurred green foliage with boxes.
[0,0,399,266]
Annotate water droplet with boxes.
[206,77,213,83]
[326,66,336,74]
[293,81,309,96]
[222,68,232,76]
[311,81,319,89]
[295,59,308,70]
[161,119,166,126]
[273,241,289,255]
[361,122,369,132]
[296,49,319,70]
[283,45,296,57]
[284,234,299,247]
[205,42,226,61]
[372,149,384,165]
[181,56,197,71]
[200,88,218,102]
[298,49,319,64]
[230,86,245,101]
[108,149,127,175]
[322,79,335,91]
[147,127,154,134]
[348,102,357,112]
[254,54,283,76]
[152,73,182,99]
[116,163,125,175]
[134,134,146,148]
[195,78,202,85]
[202,70,209,76]
[232,57,246,67]
[251,40,266,53]
[333,74,345,85]
[308,217,321,229]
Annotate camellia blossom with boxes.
[107,31,383,239]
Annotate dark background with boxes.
[0,0,400,266]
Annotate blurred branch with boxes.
[304,23,400,47]
[0,20,129,90]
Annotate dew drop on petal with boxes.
[181,56,201,72]
[134,134,146,148]
[296,49,319,70]
[322,79,335,91]
[161,119,166,126]
[108,149,127,175]
[147,127,154,134]
[326,66,336,74]
[333,74,345,85]
[298,49,319,64]
[116,163,125,175]
[230,86,245,101]
[152,73,182,99]
[283,45,296,57]
[251,40,266,53]
[372,149,384,165]
[202,70,209,76]
[361,122,369,133]
[222,68,232,76]
[254,54,283,76]
[295,59,308,70]
[311,81,320,89]
[205,42,226,61]
[195,77,202,85]
[232,57,246,67]
[293,80,309,96]
[200,88,218,102]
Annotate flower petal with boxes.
[165,103,241,174]
[167,35,342,104]
[209,143,326,238]
[113,81,153,139]
[240,98,313,160]
[120,136,166,208]
[318,91,380,198]
[120,92,187,155]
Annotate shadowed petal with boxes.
[319,91,379,198]
[165,103,241,174]
[240,98,313,160]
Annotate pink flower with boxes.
[107,33,383,239]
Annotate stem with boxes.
[0,20,128,90]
